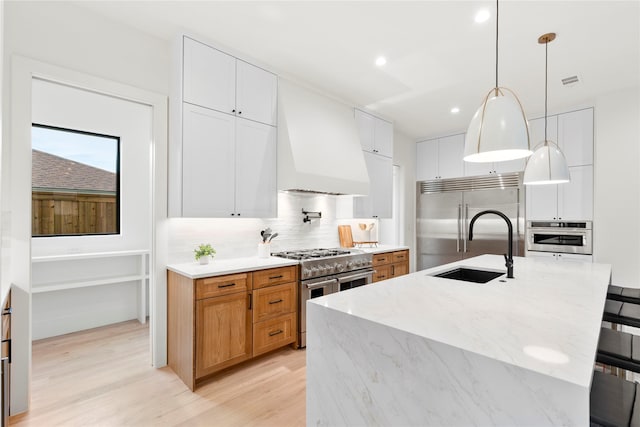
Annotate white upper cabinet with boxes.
[355,109,393,158]
[183,37,236,114]
[236,60,278,126]
[417,134,463,180]
[182,104,236,217]
[526,165,593,221]
[558,165,593,220]
[170,34,278,218]
[354,152,393,219]
[234,119,277,218]
[182,36,277,126]
[558,108,593,167]
[528,115,558,149]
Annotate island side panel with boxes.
[167,270,195,390]
[306,303,589,426]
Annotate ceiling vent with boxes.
[561,75,580,86]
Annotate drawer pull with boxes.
[269,329,283,337]
[269,275,284,280]
[218,283,236,289]
[2,308,11,316]
[268,299,284,305]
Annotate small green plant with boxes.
[194,243,216,261]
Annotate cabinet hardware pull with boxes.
[391,265,395,276]
[269,330,283,337]
[269,275,283,280]
[1,308,11,316]
[218,283,236,288]
[232,109,236,113]
[1,339,11,363]
[238,111,242,115]
[268,299,283,305]
[248,293,252,310]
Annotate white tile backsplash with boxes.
[168,192,379,263]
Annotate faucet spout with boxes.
[468,210,514,279]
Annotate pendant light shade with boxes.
[464,87,532,162]
[523,141,570,185]
[523,32,571,186]
[463,0,532,163]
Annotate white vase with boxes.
[199,256,210,265]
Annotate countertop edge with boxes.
[167,257,300,279]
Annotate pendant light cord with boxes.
[544,39,548,143]
[495,0,499,89]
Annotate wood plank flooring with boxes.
[10,320,306,426]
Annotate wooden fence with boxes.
[32,191,118,236]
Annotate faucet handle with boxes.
[504,253,513,266]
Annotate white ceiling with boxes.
[72,0,640,141]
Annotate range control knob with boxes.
[310,266,319,277]
[303,268,312,278]
[346,261,353,269]
[336,263,345,272]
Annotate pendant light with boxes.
[464,0,532,163]
[523,33,570,185]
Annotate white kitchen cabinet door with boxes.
[558,165,593,220]
[527,115,558,149]
[494,158,525,174]
[526,251,557,260]
[558,108,593,167]
[374,118,394,158]
[182,104,236,217]
[416,139,439,181]
[354,152,392,218]
[183,37,236,115]
[464,161,493,177]
[526,183,558,220]
[235,119,277,218]
[236,60,277,126]
[438,134,464,179]
[557,253,593,263]
[355,109,375,152]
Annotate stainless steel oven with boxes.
[337,269,374,292]
[526,221,592,254]
[299,275,339,348]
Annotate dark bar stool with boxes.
[591,370,640,427]
[597,327,640,373]
[608,285,640,305]
[603,300,640,328]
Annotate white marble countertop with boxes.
[310,254,611,388]
[166,257,299,279]
[354,244,409,254]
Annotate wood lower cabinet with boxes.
[168,265,297,390]
[195,292,252,378]
[372,250,410,283]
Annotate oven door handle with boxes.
[337,270,374,283]
[305,278,339,290]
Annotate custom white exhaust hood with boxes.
[278,79,370,196]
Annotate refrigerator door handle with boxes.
[463,204,469,252]
[457,204,462,253]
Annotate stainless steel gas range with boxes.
[271,248,374,348]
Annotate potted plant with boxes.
[194,243,216,265]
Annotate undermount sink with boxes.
[430,267,505,284]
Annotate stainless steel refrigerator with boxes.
[417,173,524,271]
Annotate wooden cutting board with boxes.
[338,225,354,248]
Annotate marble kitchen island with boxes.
[306,254,612,426]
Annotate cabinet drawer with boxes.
[372,253,391,266]
[253,282,296,323]
[393,250,408,262]
[373,265,392,282]
[253,312,295,357]
[196,273,249,300]
[391,262,409,278]
[252,266,297,289]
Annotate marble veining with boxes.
[307,254,611,426]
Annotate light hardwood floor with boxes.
[10,320,306,426]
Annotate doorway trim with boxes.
[10,55,168,413]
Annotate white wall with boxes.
[593,86,640,286]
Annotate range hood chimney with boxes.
[278,79,369,196]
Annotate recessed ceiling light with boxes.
[475,9,490,23]
[451,107,460,114]
[375,56,387,67]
